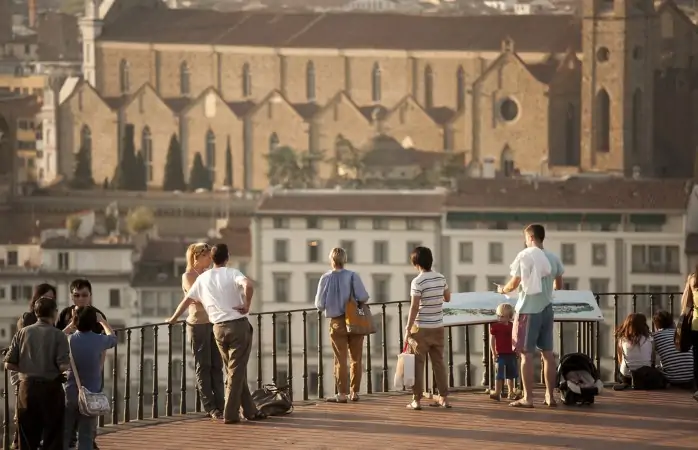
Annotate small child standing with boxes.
[489,303,519,401]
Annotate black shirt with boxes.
[56,305,107,334]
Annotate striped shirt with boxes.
[411,271,448,329]
[653,328,694,383]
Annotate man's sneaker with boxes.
[613,383,629,391]
[507,392,521,401]
[489,393,501,401]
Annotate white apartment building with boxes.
[248,179,692,394]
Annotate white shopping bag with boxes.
[393,343,415,390]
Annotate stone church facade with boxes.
[56,0,698,191]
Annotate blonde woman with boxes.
[182,242,225,419]
[315,247,369,403]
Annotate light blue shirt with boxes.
[65,331,117,401]
[315,269,370,318]
[513,249,564,314]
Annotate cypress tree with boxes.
[113,124,138,190]
[224,137,233,187]
[188,152,211,191]
[163,134,186,191]
[70,144,94,189]
[135,151,148,191]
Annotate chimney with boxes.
[28,0,36,28]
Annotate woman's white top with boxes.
[619,336,653,376]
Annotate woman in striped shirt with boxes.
[652,311,694,388]
[405,246,451,410]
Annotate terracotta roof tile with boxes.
[41,236,133,250]
[256,189,446,216]
[140,239,189,263]
[446,177,693,211]
[99,9,580,53]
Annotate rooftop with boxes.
[98,8,581,53]
[95,389,697,449]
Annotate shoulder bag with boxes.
[345,273,376,335]
[68,340,111,417]
[675,283,694,352]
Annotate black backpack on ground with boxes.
[251,384,293,416]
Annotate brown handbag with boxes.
[345,273,376,335]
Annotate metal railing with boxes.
[0,292,681,449]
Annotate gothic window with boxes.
[371,63,381,103]
[457,66,465,111]
[306,61,316,102]
[179,61,190,96]
[424,65,434,108]
[595,89,611,152]
[80,125,92,164]
[501,146,515,177]
[205,130,216,183]
[119,59,130,94]
[565,103,576,164]
[269,132,280,153]
[242,63,252,98]
[632,89,642,155]
[141,126,153,182]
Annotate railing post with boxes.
[464,325,471,387]
[152,325,159,419]
[137,327,145,420]
[271,313,277,386]
[447,327,454,388]
[124,329,131,423]
[286,312,293,400]
[366,332,373,395]
[397,303,404,352]
[317,310,324,399]
[111,336,119,425]
[649,294,656,331]
[481,324,489,387]
[180,323,187,415]
[381,304,388,393]
[301,311,308,401]
[3,368,9,450]
[613,294,620,382]
[166,323,173,416]
[256,314,263,390]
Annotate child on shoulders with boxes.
[489,303,521,401]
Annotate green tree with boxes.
[333,138,365,187]
[163,134,186,191]
[188,152,211,191]
[439,153,465,181]
[70,144,94,189]
[224,137,233,187]
[66,215,82,236]
[60,0,84,15]
[113,124,139,190]
[135,151,148,191]
[126,206,154,235]
[297,149,325,188]
[266,146,300,188]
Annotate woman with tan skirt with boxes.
[315,247,370,403]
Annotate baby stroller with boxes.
[557,352,604,405]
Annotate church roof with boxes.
[98,8,581,53]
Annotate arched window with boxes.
[242,63,252,97]
[456,66,466,111]
[306,61,316,102]
[424,65,434,108]
[205,129,216,183]
[141,126,153,182]
[180,61,190,96]
[595,89,611,152]
[269,132,280,153]
[119,59,130,94]
[371,63,381,103]
[501,146,515,177]
[80,125,92,156]
[565,103,576,164]
[632,89,642,155]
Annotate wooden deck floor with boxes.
[96,389,697,449]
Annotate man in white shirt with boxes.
[167,244,265,424]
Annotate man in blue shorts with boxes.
[497,224,564,408]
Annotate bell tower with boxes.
[580,0,656,175]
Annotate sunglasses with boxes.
[72,292,90,298]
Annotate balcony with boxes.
[0,292,693,449]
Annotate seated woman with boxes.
[652,310,694,389]
[614,313,653,390]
